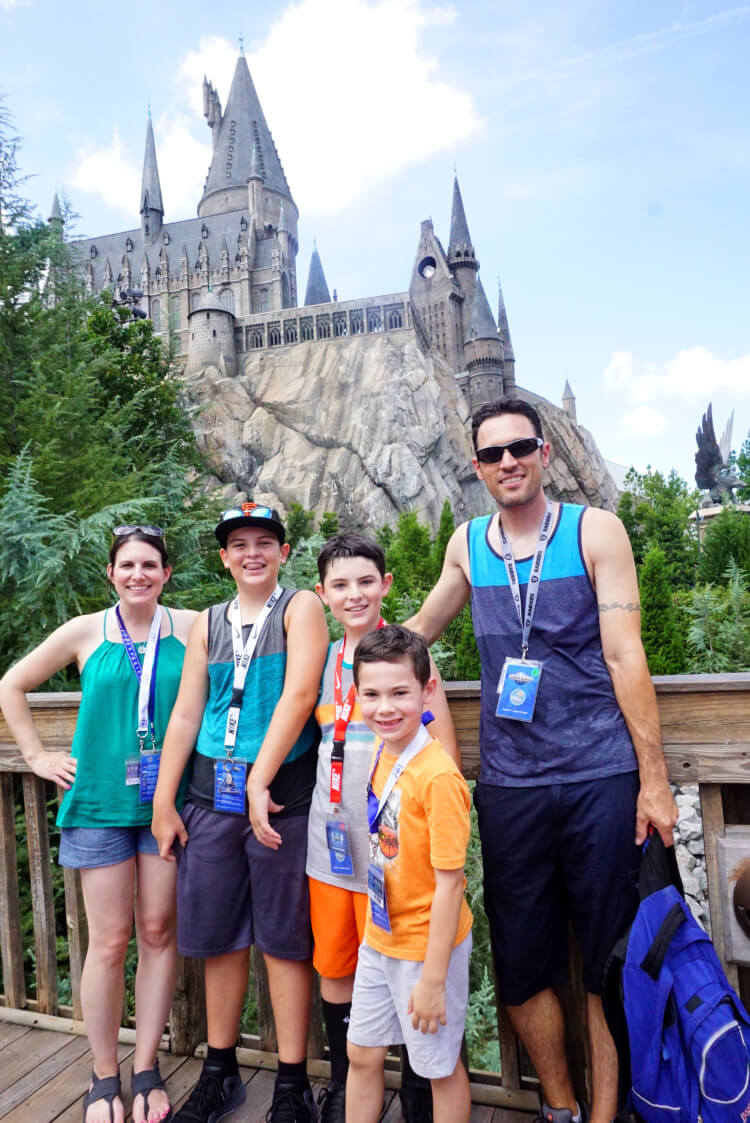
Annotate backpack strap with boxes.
[640,901,687,981]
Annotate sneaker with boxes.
[316,1080,345,1123]
[173,1067,245,1123]
[266,1081,318,1122]
[534,1103,589,1123]
[399,1081,433,1123]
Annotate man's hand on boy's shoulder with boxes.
[408,976,447,1035]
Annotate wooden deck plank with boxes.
[0,1041,133,1123]
[234,1067,276,1120]
[0,1024,30,1049]
[0,1029,77,1096]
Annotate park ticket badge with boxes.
[367,861,392,932]
[139,748,161,803]
[496,657,543,723]
[213,758,247,814]
[326,818,354,876]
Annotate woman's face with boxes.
[107,539,171,606]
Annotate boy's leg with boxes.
[206,948,251,1045]
[345,1044,388,1123]
[430,1056,470,1123]
[264,954,313,1060]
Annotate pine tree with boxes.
[383,510,434,616]
[318,511,340,539]
[639,546,686,674]
[430,499,455,582]
[618,468,699,588]
[285,502,315,554]
[455,605,482,680]
[700,506,750,585]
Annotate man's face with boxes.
[472,414,550,509]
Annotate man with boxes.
[407,398,677,1123]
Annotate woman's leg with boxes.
[80,860,135,1123]
[132,851,178,1123]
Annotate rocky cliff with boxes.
[180,329,620,530]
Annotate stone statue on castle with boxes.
[695,403,741,506]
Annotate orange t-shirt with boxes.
[364,736,473,961]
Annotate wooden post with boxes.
[493,971,520,1090]
[56,790,87,1021]
[170,955,207,1055]
[700,783,740,990]
[22,774,58,1015]
[0,774,25,1009]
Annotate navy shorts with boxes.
[176,801,313,961]
[474,771,640,1006]
[59,824,159,869]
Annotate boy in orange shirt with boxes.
[346,625,473,1123]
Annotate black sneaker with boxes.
[399,1081,433,1123]
[317,1080,345,1123]
[173,1067,245,1123]
[266,1081,318,1122]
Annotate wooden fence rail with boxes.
[2,675,750,1112]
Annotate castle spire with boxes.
[447,174,475,263]
[465,276,497,344]
[496,277,514,362]
[48,192,63,225]
[140,116,164,242]
[199,53,294,218]
[304,242,330,305]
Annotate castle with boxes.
[58,49,526,414]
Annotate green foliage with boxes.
[382,511,434,617]
[618,467,699,588]
[376,525,393,551]
[685,560,750,673]
[639,546,686,674]
[430,499,455,582]
[318,511,340,539]
[736,433,750,502]
[455,606,482,680]
[699,506,750,586]
[286,502,315,554]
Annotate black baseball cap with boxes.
[214,502,286,547]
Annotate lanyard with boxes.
[367,724,431,834]
[329,618,385,804]
[115,604,162,746]
[497,500,554,659]
[224,584,283,753]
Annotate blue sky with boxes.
[2,0,748,488]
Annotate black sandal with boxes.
[132,1058,173,1123]
[83,1070,122,1123]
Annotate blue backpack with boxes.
[622,884,750,1122]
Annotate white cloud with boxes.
[0,0,28,10]
[621,405,669,435]
[604,347,750,403]
[67,0,480,218]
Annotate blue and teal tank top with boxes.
[468,503,637,786]
[57,609,188,828]
[186,589,319,816]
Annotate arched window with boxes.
[191,291,200,310]
[170,295,180,331]
[300,318,314,341]
[281,273,290,309]
[219,288,235,314]
[350,312,363,334]
[333,313,347,337]
[257,288,270,313]
[317,316,331,339]
[250,329,264,349]
[367,310,382,332]
[151,299,161,331]
[387,310,403,330]
[269,324,281,346]
[284,321,298,344]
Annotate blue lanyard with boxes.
[115,605,161,743]
[366,712,435,834]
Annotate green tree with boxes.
[455,606,482,680]
[736,432,750,501]
[383,511,434,616]
[286,502,315,554]
[618,467,699,588]
[639,546,686,674]
[686,560,750,673]
[699,507,750,585]
[318,511,340,539]
[430,499,455,582]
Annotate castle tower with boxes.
[497,278,516,396]
[186,289,236,375]
[304,241,331,305]
[140,114,164,244]
[464,277,503,408]
[48,192,63,232]
[562,379,577,423]
[408,218,463,370]
[447,175,478,336]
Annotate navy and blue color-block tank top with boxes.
[468,503,637,787]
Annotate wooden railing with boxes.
[2,675,750,1111]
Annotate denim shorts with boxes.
[59,824,160,869]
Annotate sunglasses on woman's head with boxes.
[475,437,543,464]
[112,525,164,537]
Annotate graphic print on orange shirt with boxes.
[370,789,400,864]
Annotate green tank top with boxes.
[57,609,188,829]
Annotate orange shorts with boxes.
[309,876,368,979]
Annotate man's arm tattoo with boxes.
[598,601,641,613]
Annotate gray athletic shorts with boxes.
[348,932,472,1079]
[176,801,312,960]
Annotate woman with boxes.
[0,526,197,1123]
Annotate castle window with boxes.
[250,328,264,349]
[257,288,269,313]
[367,310,383,333]
[219,288,235,314]
[212,330,216,338]
[163,231,170,245]
[240,216,248,232]
[418,256,436,279]
[284,320,298,344]
[191,291,200,310]
[170,295,180,330]
[350,311,363,334]
[281,274,290,309]
[125,237,133,252]
[201,224,209,239]
[269,323,281,346]
[333,312,347,338]
[90,245,97,258]
[300,317,314,342]
[151,299,161,331]
[317,315,331,339]
[387,309,403,330]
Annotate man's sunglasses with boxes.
[112,525,164,537]
[475,437,543,464]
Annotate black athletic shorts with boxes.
[474,771,641,1006]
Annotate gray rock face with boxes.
[181,330,620,530]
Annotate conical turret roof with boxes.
[497,279,515,361]
[448,174,473,256]
[304,242,331,305]
[465,277,497,344]
[48,193,63,223]
[563,379,575,400]
[200,55,293,209]
[140,116,164,215]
